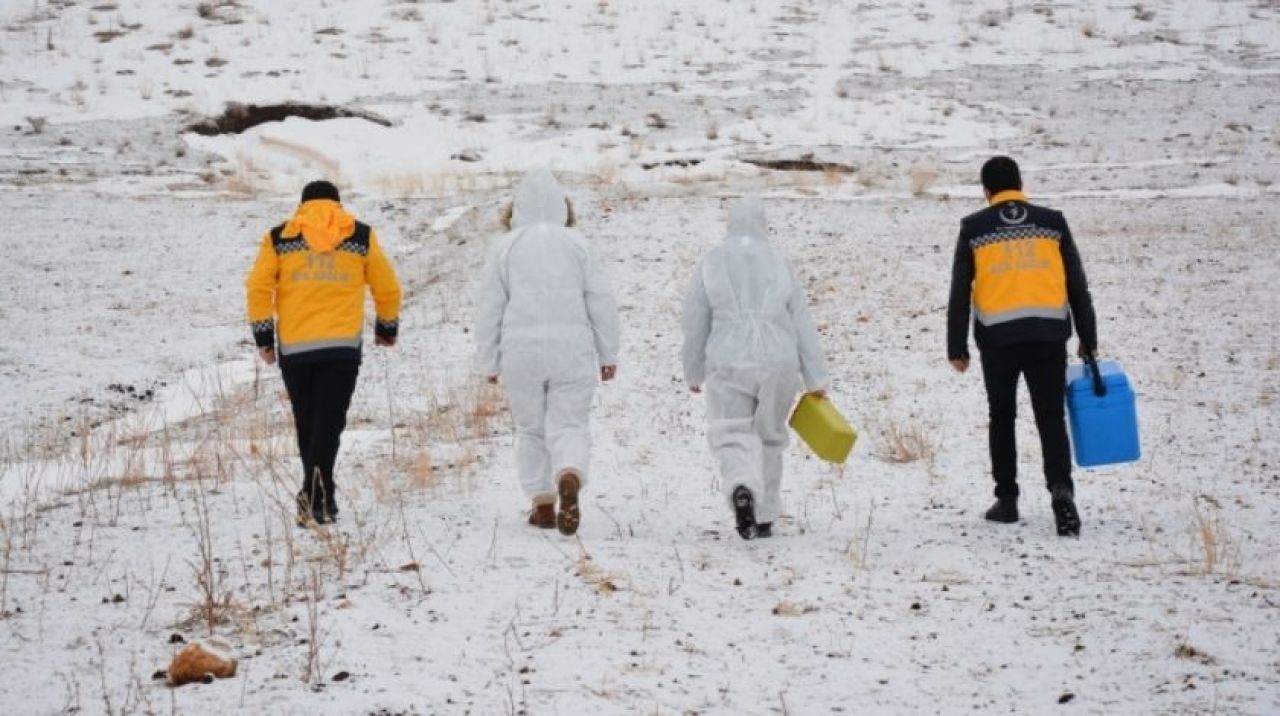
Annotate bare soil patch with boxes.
[185,102,392,136]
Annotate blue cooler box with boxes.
[1065,359,1140,467]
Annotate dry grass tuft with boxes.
[909,168,939,196]
[575,554,622,594]
[408,449,437,490]
[465,382,507,437]
[413,381,508,446]
[1187,498,1240,576]
[873,417,938,464]
[843,502,876,571]
[301,566,326,683]
[189,487,235,635]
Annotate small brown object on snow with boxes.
[167,643,237,687]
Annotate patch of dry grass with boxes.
[909,167,939,196]
[1186,498,1240,576]
[872,417,939,464]
[574,554,623,595]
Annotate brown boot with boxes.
[557,472,581,536]
[528,502,556,529]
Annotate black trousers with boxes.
[979,341,1072,499]
[281,360,360,509]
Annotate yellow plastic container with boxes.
[789,394,857,464]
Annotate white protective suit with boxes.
[681,196,830,524]
[474,169,620,502]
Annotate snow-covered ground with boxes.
[2,1,1279,713]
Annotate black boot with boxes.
[755,522,773,538]
[1051,486,1080,537]
[984,497,1019,524]
[732,486,758,540]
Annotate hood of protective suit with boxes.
[283,199,356,252]
[725,196,768,246]
[713,194,783,319]
[511,168,569,229]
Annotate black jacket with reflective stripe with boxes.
[947,197,1097,360]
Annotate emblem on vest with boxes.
[999,203,1028,225]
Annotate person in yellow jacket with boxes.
[245,180,402,524]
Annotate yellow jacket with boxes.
[245,200,401,364]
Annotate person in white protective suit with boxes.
[474,168,620,536]
[681,196,830,540]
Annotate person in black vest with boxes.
[946,156,1097,536]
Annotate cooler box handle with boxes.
[1084,355,1107,397]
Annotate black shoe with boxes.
[984,497,1019,524]
[756,522,773,538]
[732,486,758,540]
[1051,487,1081,537]
[325,500,339,522]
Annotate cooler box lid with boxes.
[1066,359,1130,393]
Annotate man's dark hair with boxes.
[980,156,1021,194]
[300,180,341,203]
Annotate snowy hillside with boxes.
[2,1,1279,714]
